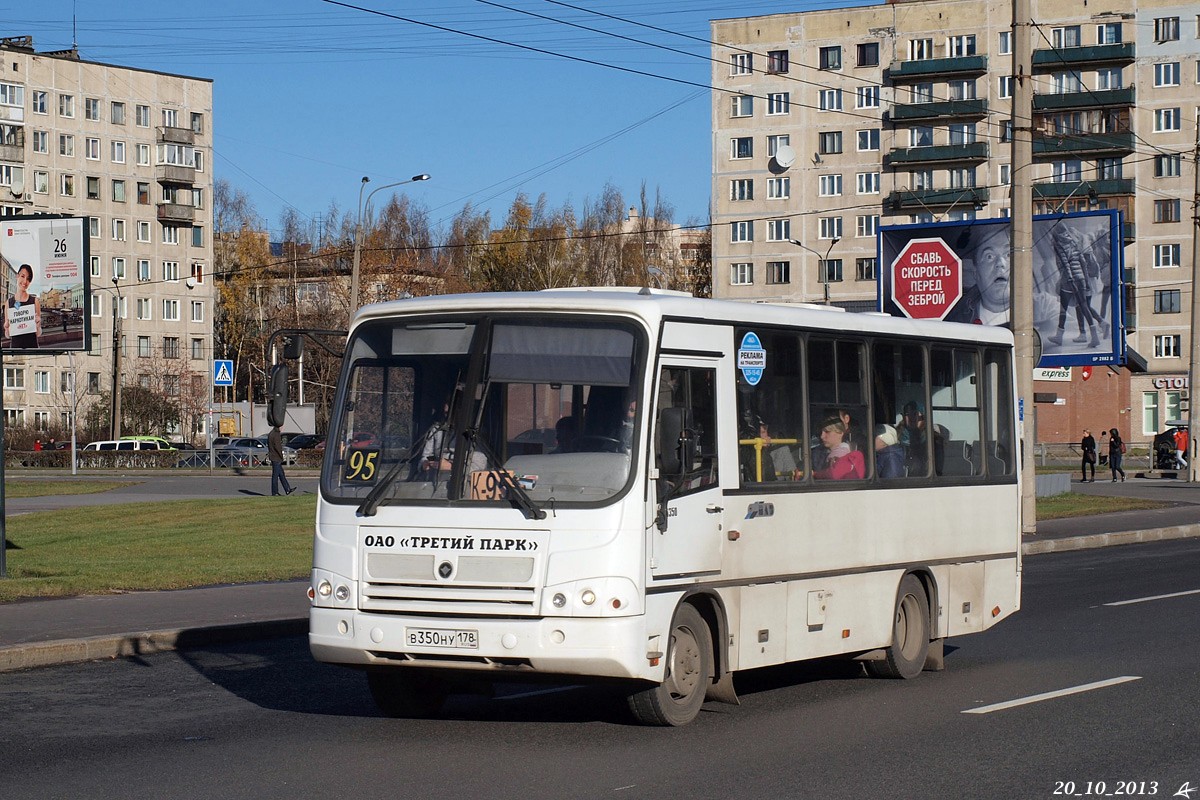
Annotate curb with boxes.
[0,617,306,673]
[1023,523,1200,555]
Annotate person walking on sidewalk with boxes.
[1108,427,1126,482]
[1080,429,1097,482]
[268,424,295,496]
[1173,426,1188,471]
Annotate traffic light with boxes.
[267,363,288,427]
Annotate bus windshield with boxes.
[323,314,644,510]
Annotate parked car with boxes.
[253,435,298,465]
[120,435,176,451]
[83,439,168,452]
[286,433,324,450]
[215,437,272,467]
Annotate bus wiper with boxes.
[464,429,547,521]
[357,424,443,517]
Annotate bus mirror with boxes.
[267,363,289,427]
[283,335,303,360]
[658,407,693,476]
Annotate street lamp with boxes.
[790,238,840,304]
[352,173,431,312]
[108,277,123,440]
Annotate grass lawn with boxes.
[0,496,315,602]
[4,480,139,498]
[1036,493,1168,520]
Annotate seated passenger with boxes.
[554,415,577,453]
[874,423,905,479]
[813,416,865,480]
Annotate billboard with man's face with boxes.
[0,215,89,353]
[878,210,1124,367]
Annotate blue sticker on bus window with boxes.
[738,331,765,386]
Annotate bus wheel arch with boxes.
[866,572,932,680]
[627,598,719,726]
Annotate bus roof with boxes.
[351,288,1014,347]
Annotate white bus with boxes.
[308,288,1020,726]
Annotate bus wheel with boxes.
[867,574,930,680]
[627,604,712,726]
[367,668,448,718]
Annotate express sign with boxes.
[890,237,963,320]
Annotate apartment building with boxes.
[0,36,215,441]
[711,0,1197,443]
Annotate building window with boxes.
[136,298,152,320]
[765,261,790,285]
[767,93,790,115]
[86,176,101,200]
[191,226,204,247]
[819,216,842,240]
[730,137,753,159]
[32,90,48,114]
[1001,119,1013,143]
[766,134,790,156]
[913,169,935,190]
[90,257,101,278]
[856,172,880,195]
[1052,71,1082,94]
[163,226,179,245]
[33,371,50,394]
[190,263,205,284]
[949,35,976,57]
[910,126,934,148]
[112,180,126,203]
[730,179,753,201]
[1155,155,1182,177]
[1155,289,1181,313]
[137,259,151,281]
[137,336,151,358]
[1154,335,1181,358]
[857,42,879,67]
[857,129,880,151]
[1096,157,1123,180]
[998,30,1012,55]
[136,144,150,166]
[190,112,204,134]
[59,134,74,156]
[112,257,126,280]
[949,79,976,101]
[135,104,150,127]
[766,219,791,241]
[84,97,100,121]
[730,262,753,285]
[32,130,48,153]
[33,170,48,194]
[111,141,126,164]
[136,221,151,243]
[856,86,880,108]
[820,258,844,283]
[731,221,754,243]
[1155,62,1180,87]
[1096,22,1122,44]
[818,131,843,155]
[1154,199,1181,223]
[90,294,102,318]
[1052,160,1083,182]
[1155,108,1181,132]
[767,50,788,74]
[163,300,180,322]
[4,367,24,389]
[819,174,843,197]
[730,95,752,117]
[729,53,752,76]
[59,94,75,117]
[163,337,181,359]
[111,101,126,125]
[856,258,877,281]
[1052,26,1081,48]
[998,76,1013,98]
[1154,17,1180,42]
[112,219,126,241]
[191,338,205,360]
[60,175,75,197]
[856,215,878,238]
[819,89,842,111]
[137,182,150,205]
[1154,244,1181,267]
[162,260,180,281]
[767,177,790,199]
[910,82,934,104]
[908,38,933,60]
[819,46,842,70]
[949,123,977,146]
[191,301,204,322]
[1097,67,1122,90]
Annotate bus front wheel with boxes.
[627,604,712,726]
[367,668,448,718]
[867,574,930,680]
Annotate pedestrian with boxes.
[32,438,42,452]
[1108,427,1126,482]
[268,424,295,496]
[1080,428,1096,482]
[1173,426,1188,471]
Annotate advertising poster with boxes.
[878,211,1124,367]
[0,215,89,352]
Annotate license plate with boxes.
[405,627,479,649]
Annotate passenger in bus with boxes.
[831,407,866,452]
[813,417,865,480]
[554,415,577,453]
[897,401,928,476]
[619,399,637,451]
[738,410,774,482]
[874,424,905,479]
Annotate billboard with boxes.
[879,210,1124,367]
[0,215,89,352]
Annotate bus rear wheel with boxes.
[867,574,930,680]
[627,604,712,726]
[367,668,449,718]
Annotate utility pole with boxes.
[1188,108,1200,482]
[1011,0,1037,533]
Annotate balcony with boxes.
[1032,131,1135,158]
[156,164,196,186]
[1031,42,1134,71]
[888,98,988,122]
[0,143,21,162]
[157,202,195,225]
[156,125,194,145]
[1033,87,1135,111]
[887,54,988,81]
[887,186,989,211]
[883,142,989,168]
[1032,179,1134,199]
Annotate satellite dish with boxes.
[9,172,24,196]
[773,145,795,169]
[185,276,197,290]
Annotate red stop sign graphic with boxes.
[891,237,963,320]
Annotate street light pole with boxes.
[109,277,123,441]
[351,173,430,313]
[790,238,840,304]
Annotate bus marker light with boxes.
[842,629,850,639]
[335,585,350,602]
[611,598,622,609]
[307,586,315,601]
[552,593,567,608]
[728,529,741,541]
[648,650,663,667]
[991,606,1001,618]
[581,590,596,606]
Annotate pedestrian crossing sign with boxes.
[213,359,234,387]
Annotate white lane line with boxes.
[1104,588,1200,607]
[962,676,1142,715]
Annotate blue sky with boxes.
[11,0,872,236]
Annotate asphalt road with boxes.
[2,539,1198,799]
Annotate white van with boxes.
[82,439,167,451]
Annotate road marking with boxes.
[1104,588,1200,607]
[962,676,1141,715]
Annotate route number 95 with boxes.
[343,448,379,483]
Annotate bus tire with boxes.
[627,604,712,726]
[367,668,448,718]
[867,574,930,680]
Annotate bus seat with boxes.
[940,440,974,476]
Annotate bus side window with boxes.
[656,366,718,491]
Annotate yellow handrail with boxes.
[738,436,799,481]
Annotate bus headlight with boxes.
[552,593,567,608]
[317,580,332,598]
[581,589,596,606]
[334,585,350,602]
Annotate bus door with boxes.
[651,360,724,580]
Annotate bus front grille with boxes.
[360,581,538,614]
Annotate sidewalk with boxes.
[2,475,1198,673]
